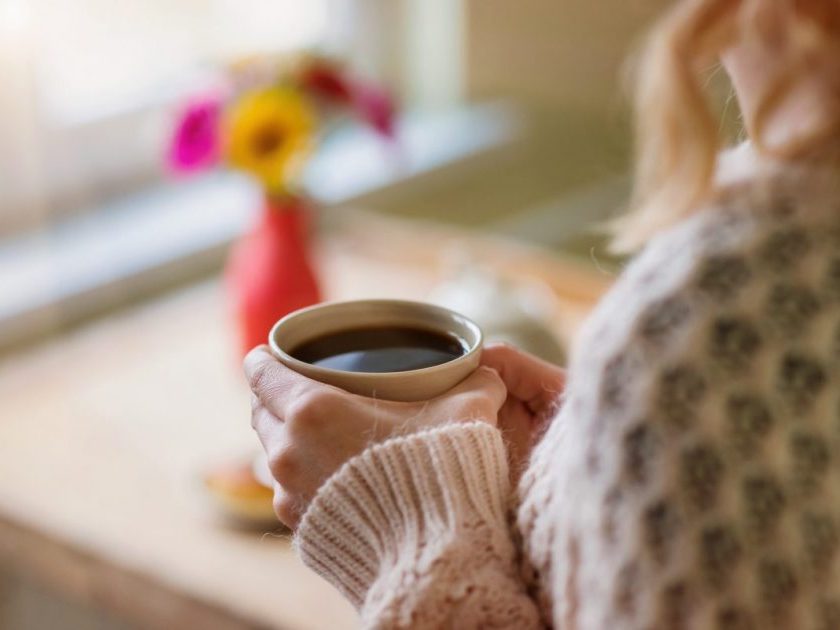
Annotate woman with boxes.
[245,0,840,627]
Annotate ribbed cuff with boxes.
[294,422,510,609]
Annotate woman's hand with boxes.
[480,343,566,481]
[244,345,507,529]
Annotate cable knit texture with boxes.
[296,157,840,629]
[296,422,542,628]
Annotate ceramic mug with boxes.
[268,299,483,401]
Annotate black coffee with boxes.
[290,326,467,373]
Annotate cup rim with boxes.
[268,299,483,381]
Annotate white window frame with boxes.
[1,0,412,236]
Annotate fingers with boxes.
[245,346,364,532]
[251,398,282,438]
[257,422,305,530]
[480,343,566,414]
[498,396,536,482]
[243,345,324,419]
[272,483,303,530]
[449,365,508,410]
[462,366,507,409]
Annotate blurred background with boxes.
[0,1,669,628]
[0,0,677,347]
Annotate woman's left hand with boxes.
[244,345,507,529]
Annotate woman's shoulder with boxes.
[570,163,840,381]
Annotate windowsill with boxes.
[0,102,527,352]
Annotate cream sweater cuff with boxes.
[294,422,510,609]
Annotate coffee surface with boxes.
[290,326,467,373]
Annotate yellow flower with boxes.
[226,87,315,193]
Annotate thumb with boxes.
[445,365,507,412]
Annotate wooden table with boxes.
[0,215,608,629]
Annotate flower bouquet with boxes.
[167,55,396,357]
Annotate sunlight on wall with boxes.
[34,0,329,122]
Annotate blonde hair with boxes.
[614,0,840,253]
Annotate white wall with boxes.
[465,0,670,116]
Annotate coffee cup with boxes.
[268,299,483,401]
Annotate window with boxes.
[36,0,330,123]
[0,0,332,236]
[0,0,510,351]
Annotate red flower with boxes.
[299,63,352,104]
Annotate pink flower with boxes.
[351,82,396,139]
[167,95,223,173]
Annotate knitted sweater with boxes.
[296,157,840,629]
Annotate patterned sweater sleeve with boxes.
[515,171,840,629]
[295,421,544,629]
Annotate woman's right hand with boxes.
[480,343,566,480]
[245,345,507,528]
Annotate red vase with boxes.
[226,196,321,356]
